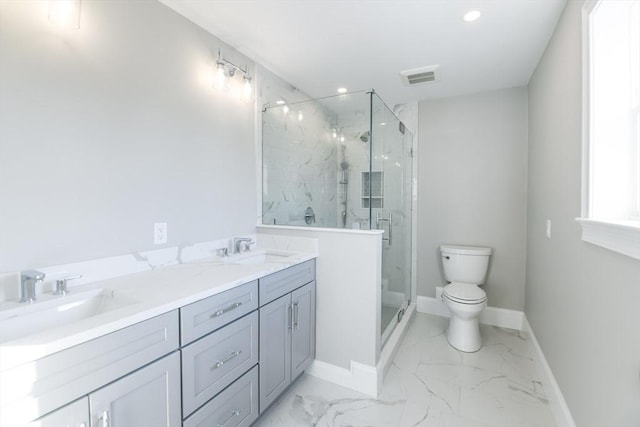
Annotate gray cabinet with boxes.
[259,280,315,413]
[259,260,315,306]
[291,282,316,380]
[29,398,89,427]
[183,366,259,427]
[2,311,179,425]
[181,311,258,417]
[89,351,181,427]
[180,280,258,346]
[259,293,291,411]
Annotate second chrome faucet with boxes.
[19,270,46,303]
[232,237,254,254]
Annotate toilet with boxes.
[440,244,492,352]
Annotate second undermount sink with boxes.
[0,288,139,344]
[229,250,293,265]
[185,249,295,265]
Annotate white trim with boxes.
[416,295,524,330]
[524,316,577,427]
[575,218,640,260]
[378,303,416,386]
[306,360,378,397]
[306,304,417,398]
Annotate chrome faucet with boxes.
[232,237,253,254]
[19,270,46,303]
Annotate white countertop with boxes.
[0,249,316,372]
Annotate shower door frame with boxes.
[368,92,413,348]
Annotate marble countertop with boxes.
[0,249,316,372]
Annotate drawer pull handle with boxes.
[217,409,241,427]
[210,302,242,318]
[293,302,299,330]
[211,350,242,370]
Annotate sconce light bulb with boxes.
[49,0,81,29]
[283,105,290,114]
[298,111,304,121]
[214,62,226,89]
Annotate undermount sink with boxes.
[185,249,295,265]
[0,288,138,344]
[230,251,292,265]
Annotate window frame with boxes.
[577,0,640,260]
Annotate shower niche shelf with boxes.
[362,171,384,208]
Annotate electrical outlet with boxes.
[154,222,167,245]
[546,220,551,239]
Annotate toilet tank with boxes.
[440,245,492,284]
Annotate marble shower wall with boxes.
[262,100,339,227]
[262,92,375,229]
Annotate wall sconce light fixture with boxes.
[213,49,252,102]
[49,0,81,29]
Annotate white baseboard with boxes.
[378,303,416,386]
[416,295,524,330]
[523,316,576,427]
[307,304,417,399]
[306,359,378,397]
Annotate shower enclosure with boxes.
[262,90,413,344]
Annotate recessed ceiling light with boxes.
[462,10,481,22]
[337,87,347,94]
[276,99,286,105]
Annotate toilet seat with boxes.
[443,282,486,304]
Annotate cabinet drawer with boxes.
[259,260,315,306]
[180,280,258,346]
[0,310,179,425]
[183,366,259,427]
[181,311,258,417]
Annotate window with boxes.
[578,0,640,260]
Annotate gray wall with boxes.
[417,88,529,310]
[0,1,256,272]
[527,1,640,425]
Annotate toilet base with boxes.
[446,315,482,352]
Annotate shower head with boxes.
[359,131,370,143]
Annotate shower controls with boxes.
[304,207,315,225]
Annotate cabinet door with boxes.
[291,281,316,380]
[259,293,291,413]
[29,397,89,427]
[89,352,180,427]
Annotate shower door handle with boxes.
[376,212,392,246]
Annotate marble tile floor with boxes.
[254,313,556,427]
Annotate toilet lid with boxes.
[444,282,486,303]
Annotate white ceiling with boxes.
[160,0,566,106]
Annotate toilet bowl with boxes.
[442,282,486,352]
[440,245,492,352]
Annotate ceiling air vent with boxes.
[400,65,440,86]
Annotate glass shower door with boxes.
[370,93,413,346]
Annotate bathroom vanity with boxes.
[0,253,316,427]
